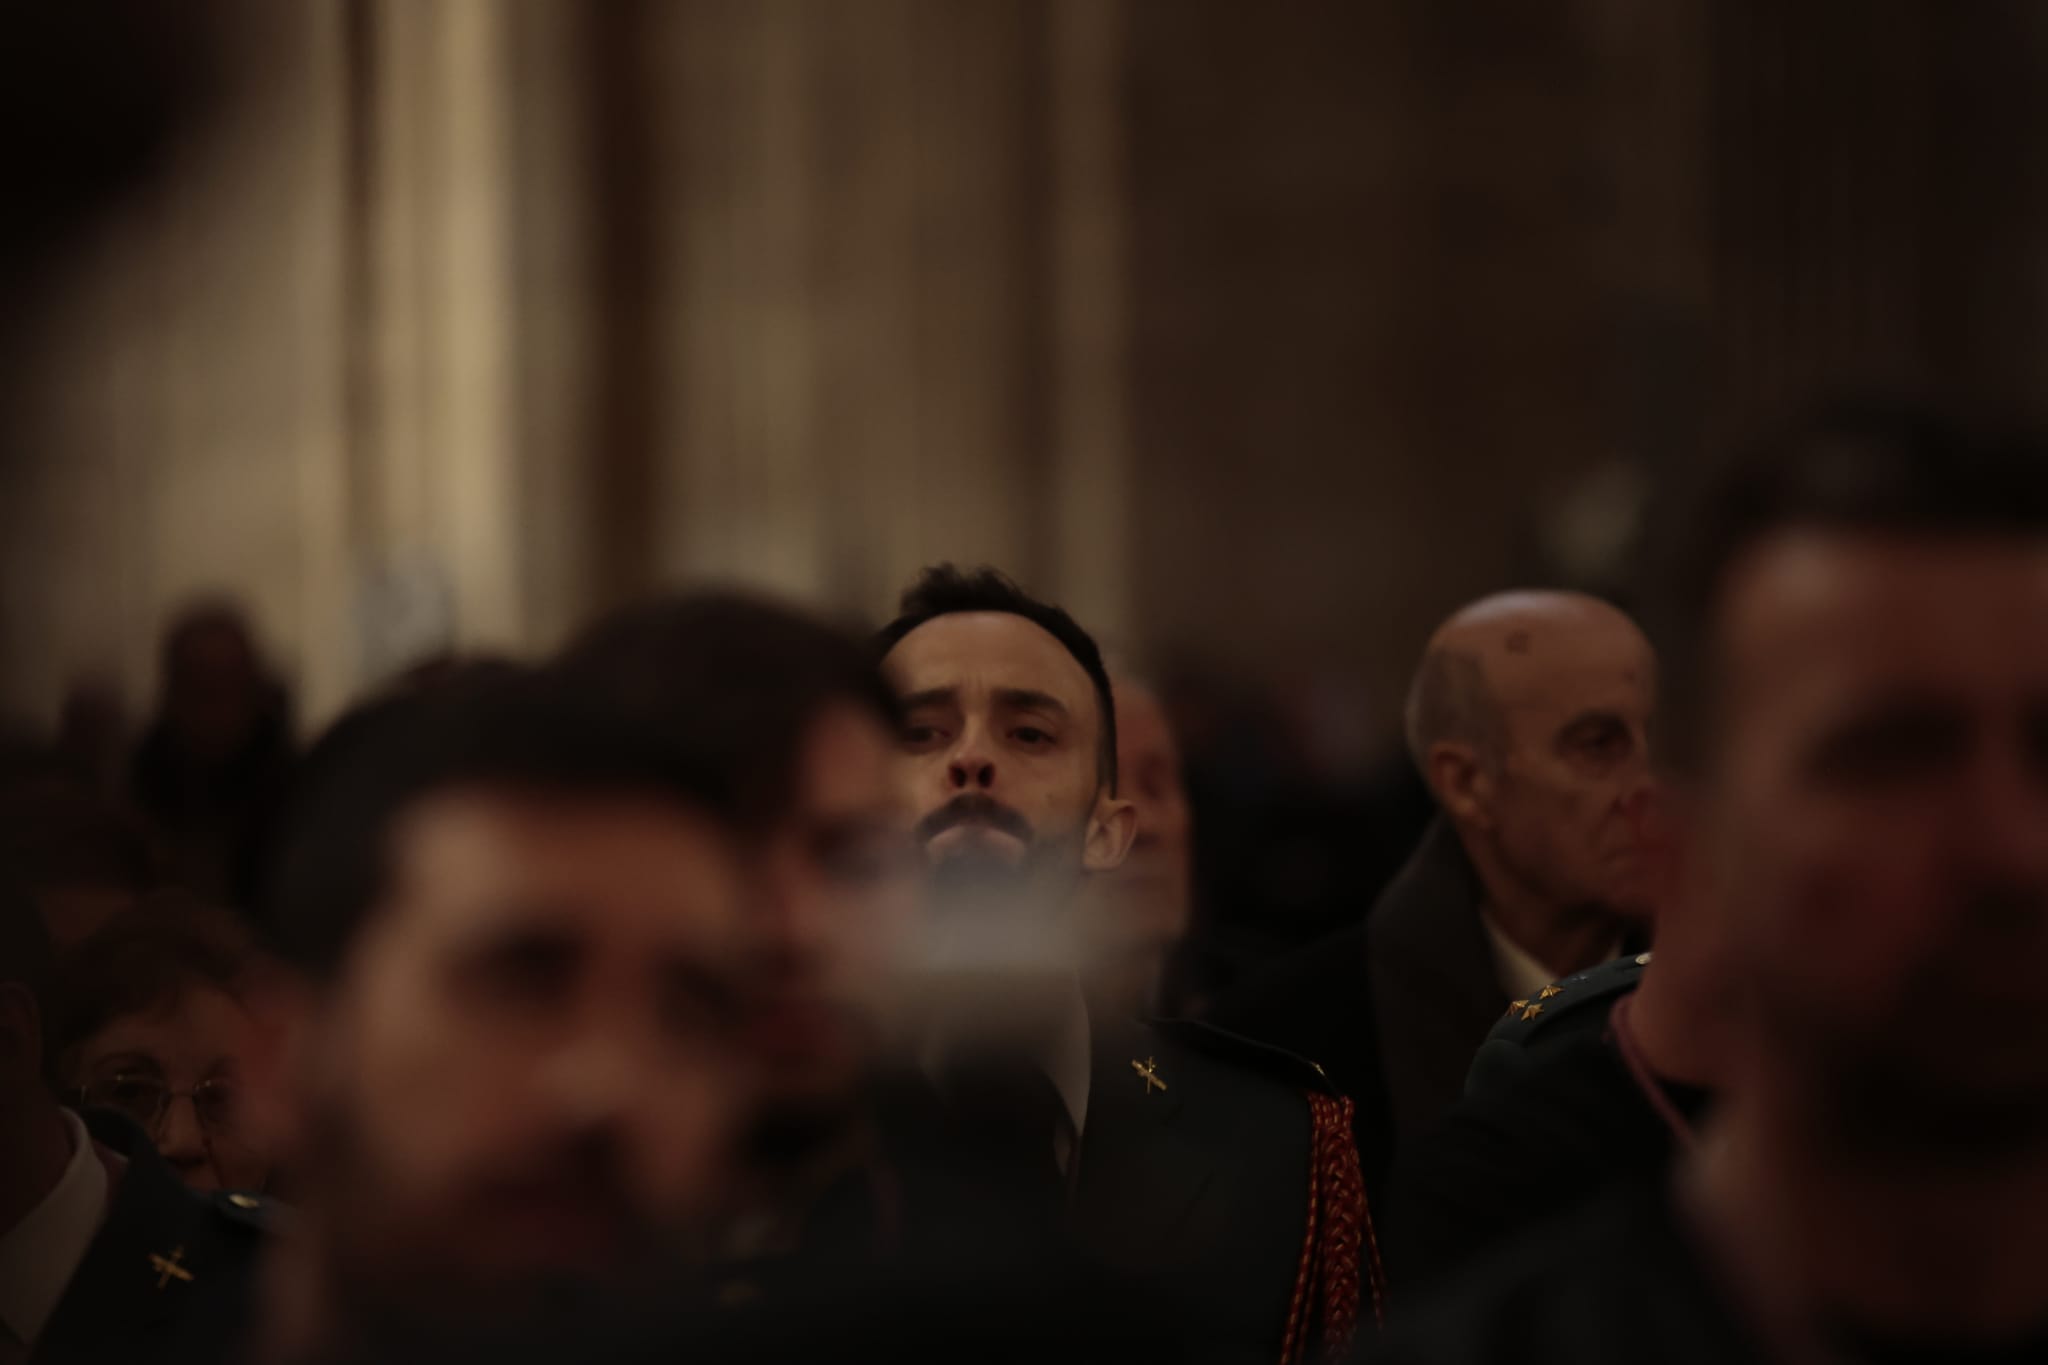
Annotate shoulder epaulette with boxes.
[209,1190,284,1236]
[1146,1016,1342,1095]
[1463,952,1651,1100]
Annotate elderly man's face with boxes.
[1703,532,2048,1144]
[1481,616,1658,920]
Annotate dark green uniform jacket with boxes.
[32,1110,269,1365]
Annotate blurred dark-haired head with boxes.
[562,594,918,1149]
[1651,402,2048,1155]
[250,667,755,1324]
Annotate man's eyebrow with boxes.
[898,687,957,711]
[995,688,1069,717]
[1560,708,1624,734]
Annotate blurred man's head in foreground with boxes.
[1406,590,1658,923]
[1655,405,2048,1153]
[562,594,918,1151]
[53,897,268,1192]
[878,566,1135,920]
[254,671,751,1332]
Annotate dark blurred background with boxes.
[6,0,2048,984]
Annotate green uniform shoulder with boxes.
[209,1190,284,1237]
[1146,1016,1340,1096]
[1464,952,1651,1099]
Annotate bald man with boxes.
[1209,590,1655,1183]
[1373,591,1655,1141]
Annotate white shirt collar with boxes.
[1481,912,1575,1003]
[0,1109,110,1346]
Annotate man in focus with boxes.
[880,565,1373,1365]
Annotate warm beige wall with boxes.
[8,0,2047,746]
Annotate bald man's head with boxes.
[1405,590,1658,923]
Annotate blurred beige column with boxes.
[344,0,528,689]
[635,0,1134,629]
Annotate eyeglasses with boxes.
[76,1072,242,1140]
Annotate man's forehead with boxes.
[883,612,1097,710]
[1484,622,1654,715]
[1718,530,2048,692]
[385,790,742,939]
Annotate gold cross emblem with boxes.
[1131,1057,1167,1095]
[149,1246,193,1290]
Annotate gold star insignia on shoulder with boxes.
[1131,1057,1167,1095]
[1519,1003,1544,1022]
[1505,999,1529,1018]
[149,1246,193,1290]
[1538,984,1563,1000]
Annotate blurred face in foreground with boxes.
[747,703,919,1123]
[1701,531,2048,1150]
[882,612,1134,911]
[275,787,751,1310]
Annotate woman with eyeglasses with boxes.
[51,896,271,1194]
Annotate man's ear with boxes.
[1427,741,1496,832]
[1082,793,1139,873]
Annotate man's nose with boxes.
[947,726,996,789]
[158,1096,209,1168]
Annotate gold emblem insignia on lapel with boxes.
[149,1246,194,1290]
[1505,999,1529,1018]
[1539,984,1563,1000]
[1130,1057,1167,1095]
[1519,1002,1544,1022]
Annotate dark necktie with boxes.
[938,1057,1072,1223]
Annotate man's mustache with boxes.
[916,794,1032,845]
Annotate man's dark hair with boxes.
[1650,401,2048,773]
[559,592,901,831]
[258,666,732,978]
[876,565,1120,793]
[50,895,254,1080]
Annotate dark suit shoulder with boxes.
[1147,1016,1341,1097]
[1464,952,1649,1098]
[36,1112,270,1365]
